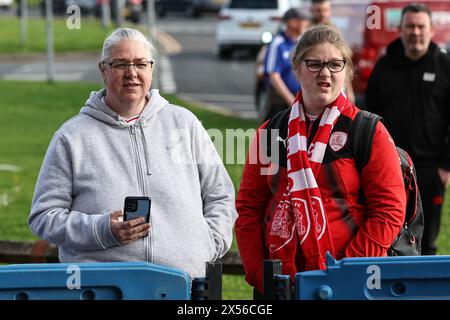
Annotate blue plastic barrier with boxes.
[0,262,191,300]
[295,253,450,300]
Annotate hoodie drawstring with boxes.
[139,121,152,175]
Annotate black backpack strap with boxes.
[351,110,383,171]
[265,107,291,158]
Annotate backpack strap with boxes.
[265,109,382,170]
[397,147,422,226]
[265,107,291,158]
[351,110,383,171]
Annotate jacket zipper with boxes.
[129,125,152,263]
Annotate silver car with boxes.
[215,0,302,59]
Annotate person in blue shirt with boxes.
[263,8,310,121]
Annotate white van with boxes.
[0,0,13,9]
[215,0,303,58]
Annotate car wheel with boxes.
[218,47,232,59]
[40,0,64,16]
[126,5,141,23]
[186,4,201,18]
[156,4,166,18]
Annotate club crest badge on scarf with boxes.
[269,195,327,254]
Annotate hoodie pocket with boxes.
[204,222,217,262]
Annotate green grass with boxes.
[0,17,116,54]
[223,275,252,300]
[0,81,101,240]
[4,80,450,300]
[0,80,255,299]
[28,0,41,5]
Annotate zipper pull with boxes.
[130,125,136,135]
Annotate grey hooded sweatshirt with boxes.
[29,89,237,278]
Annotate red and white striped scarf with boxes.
[268,91,348,274]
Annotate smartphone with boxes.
[123,196,151,223]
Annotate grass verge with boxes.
[0,17,115,54]
[0,80,255,299]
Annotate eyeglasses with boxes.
[303,59,346,73]
[105,60,154,72]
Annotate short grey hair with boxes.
[101,27,155,62]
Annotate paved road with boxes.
[155,16,258,119]
[0,52,103,83]
[0,14,258,119]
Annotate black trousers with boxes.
[415,164,446,255]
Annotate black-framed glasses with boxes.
[105,60,154,72]
[303,59,346,73]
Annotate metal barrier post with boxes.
[262,260,292,300]
[274,275,292,300]
[191,262,223,300]
[206,262,222,300]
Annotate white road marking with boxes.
[178,92,254,103]
[157,25,214,35]
[156,30,182,55]
[178,93,258,119]
[1,60,89,81]
[159,55,177,94]
[3,73,84,81]
[0,164,21,172]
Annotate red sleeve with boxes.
[235,122,272,294]
[345,122,406,257]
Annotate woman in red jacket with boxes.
[235,25,406,297]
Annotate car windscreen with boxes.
[228,0,278,9]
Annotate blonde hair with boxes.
[292,24,353,80]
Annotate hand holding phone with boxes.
[109,197,151,245]
[124,196,151,223]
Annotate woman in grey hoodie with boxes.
[28,28,237,279]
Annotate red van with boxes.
[351,0,450,104]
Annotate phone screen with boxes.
[124,197,151,223]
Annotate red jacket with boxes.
[235,103,406,294]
